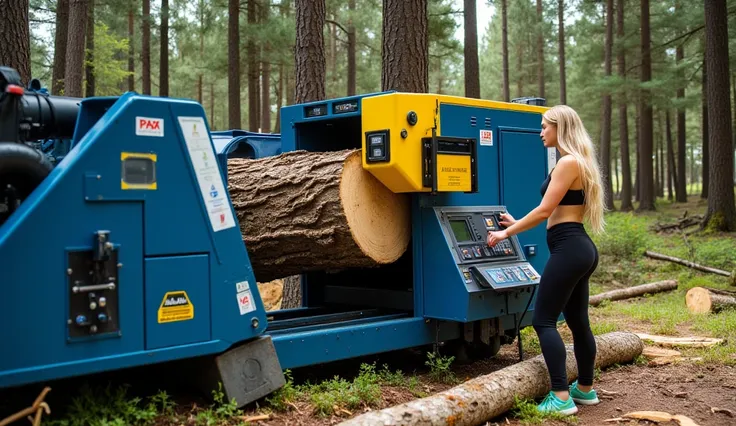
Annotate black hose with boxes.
[0,142,53,225]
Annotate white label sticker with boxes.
[480,129,493,146]
[547,147,557,174]
[136,116,164,137]
[178,117,236,232]
[236,281,250,293]
[237,289,256,315]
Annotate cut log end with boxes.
[340,151,410,264]
[686,286,736,314]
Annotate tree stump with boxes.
[685,287,736,314]
[227,149,411,283]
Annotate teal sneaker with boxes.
[537,391,578,415]
[569,380,600,405]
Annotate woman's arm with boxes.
[488,157,579,245]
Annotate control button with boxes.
[484,217,494,227]
[89,301,97,310]
[482,246,491,256]
[75,315,87,326]
[472,246,482,257]
[99,297,107,307]
[98,313,108,323]
[372,147,383,157]
[461,248,472,259]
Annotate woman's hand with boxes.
[487,230,509,247]
[498,212,516,227]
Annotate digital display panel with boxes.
[449,219,473,242]
[333,100,359,114]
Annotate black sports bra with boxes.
[540,170,585,205]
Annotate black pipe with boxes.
[0,66,81,143]
[0,141,53,225]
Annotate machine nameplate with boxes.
[136,116,164,137]
[158,291,194,323]
[437,154,471,191]
[178,116,236,232]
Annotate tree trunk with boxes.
[536,0,544,99]
[666,110,677,201]
[686,287,736,314]
[210,82,215,130]
[128,0,135,92]
[227,150,411,282]
[702,0,736,232]
[261,0,271,133]
[347,0,356,96]
[275,63,283,131]
[675,41,687,202]
[84,0,95,97]
[248,0,259,129]
[281,275,302,309]
[637,0,655,211]
[557,0,566,105]
[198,0,204,104]
[141,0,151,95]
[617,0,632,211]
[701,55,709,199]
[160,0,169,97]
[0,0,30,86]
[337,332,644,426]
[228,0,241,128]
[463,0,480,99]
[295,0,326,103]
[52,0,69,95]
[64,0,88,98]
[501,0,509,101]
[601,0,614,211]
[589,280,678,307]
[381,0,428,93]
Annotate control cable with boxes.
[513,285,537,362]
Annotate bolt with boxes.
[117,263,123,268]
[67,268,73,275]
[251,318,259,328]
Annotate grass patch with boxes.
[511,396,578,425]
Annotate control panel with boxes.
[437,206,541,292]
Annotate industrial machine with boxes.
[0,65,552,408]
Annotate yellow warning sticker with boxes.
[436,154,472,192]
[158,291,194,323]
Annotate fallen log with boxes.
[227,149,411,282]
[588,280,678,307]
[644,251,735,284]
[652,215,704,233]
[337,332,643,426]
[685,286,736,314]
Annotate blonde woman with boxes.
[487,105,606,415]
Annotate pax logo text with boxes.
[136,117,164,137]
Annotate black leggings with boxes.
[532,222,599,391]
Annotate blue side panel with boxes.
[145,255,211,350]
[499,129,550,288]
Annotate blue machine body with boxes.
[0,87,552,402]
[0,93,269,388]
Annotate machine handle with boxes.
[72,282,116,293]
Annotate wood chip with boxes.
[242,414,271,422]
[635,333,724,348]
[600,389,622,396]
[672,414,700,426]
[604,418,627,423]
[711,407,735,417]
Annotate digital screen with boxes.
[333,100,358,114]
[122,157,155,185]
[450,220,473,242]
[369,134,384,145]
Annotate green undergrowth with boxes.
[511,396,578,425]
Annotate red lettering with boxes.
[240,296,250,305]
[139,119,161,130]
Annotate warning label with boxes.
[436,154,472,191]
[158,291,194,323]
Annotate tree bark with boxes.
[261,1,271,133]
[64,0,88,98]
[589,280,678,307]
[675,30,687,202]
[337,332,644,426]
[294,0,326,103]
[463,0,480,99]
[637,0,655,211]
[227,149,410,283]
[601,0,614,211]
[281,275,302,309]
[84,0,95,97]
[557,0,566,105]
[0,0,30,86]
[702,0,736,231]
[617,0,632,211]
[686,287,736,314]
[128,0,135,92]
[347,0,356,96]
[536,0,544,99]
[141,0,151,95]
[160,0,169,97]
[229,0,241,128]
[701,54,709,199]
[381,0,428,93]
[52,0,69,95]
[666,110,676,201]
[248,0,259,129]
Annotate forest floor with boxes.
[1,195,735,426]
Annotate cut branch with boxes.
[589,280,678,307]
[337,332,644,426]
[644,251,734,283]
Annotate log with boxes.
[336,332,643,426]
[685,286,736,314]
[227,149,410,282]
[588,280,678,306]
[644,251,734,282]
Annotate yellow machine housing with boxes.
[361,92,548,193]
